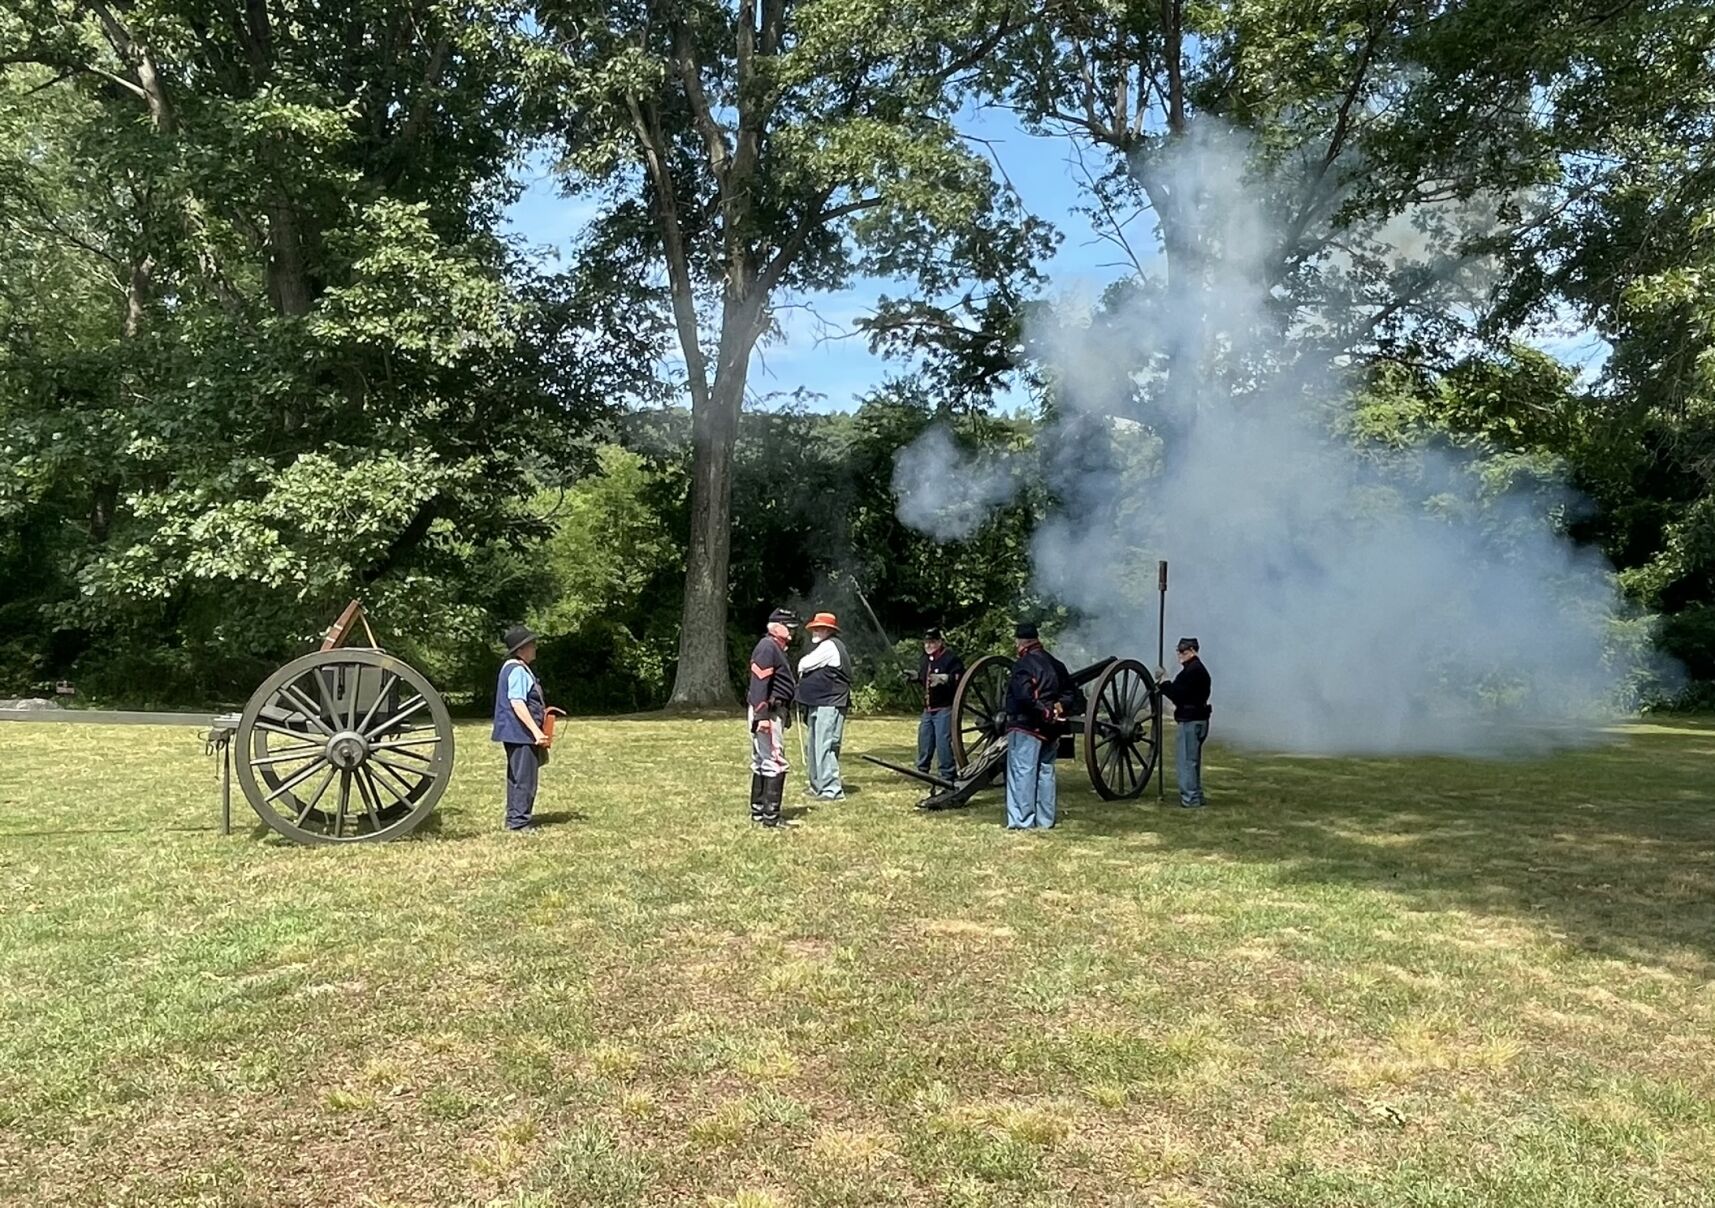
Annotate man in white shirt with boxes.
[796,612,851,801]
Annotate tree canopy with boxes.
[0,0,1711,709]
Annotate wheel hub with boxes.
[326,729,370,771]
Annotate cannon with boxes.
[228,600,455,844]
[862,654,1161,810]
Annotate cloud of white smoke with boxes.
[891,425,1028,543]
[893,124,1664,755]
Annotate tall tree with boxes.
[0,2,628,697]
[532,0,1051,706]
[1001,1,1579,378]
[1476,0,1715,648]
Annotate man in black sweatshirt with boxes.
[1002,622,1079,829]
[1157,637,1212,808]
[747,608,799,827]
[912,628,965,779]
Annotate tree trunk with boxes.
[668,286,768,707]
[96,252,155,541]
[668,366,744,706]
[266,197,312,317]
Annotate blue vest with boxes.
[491,659,545,744]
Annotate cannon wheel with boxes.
[235,649,454,844]
[952,654,1014,772]
[1083,658,1159,800]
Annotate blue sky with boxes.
[503,108,1606,408]
[503,106,1135,412]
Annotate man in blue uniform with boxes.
[796,611,851,801]
[1157,637,1213,807]
[1002,622,1078,830]
[911,628,965,779]
[491,624,547,832]
[746,608,799,827]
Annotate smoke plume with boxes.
[893,125,1663,755]
[891,426,1026,542]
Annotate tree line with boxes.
[1,1,1711,710]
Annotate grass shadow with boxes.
[861,724,1715,971]
[530,809,588,827]
[0,824,213,839]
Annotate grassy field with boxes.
[1,715,1713,1207]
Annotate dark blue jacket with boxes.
[746,636,797,721]
[1004,644,1077,738]
[1159,656,1212,722]
[491,658,545,745]
[916,646,966,711]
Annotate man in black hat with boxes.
[746,608,799,827]
[911,628,965,779]
[491,625,547,831]
[1157,637,1212,808]
[1002,622,1078,829]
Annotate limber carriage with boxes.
[862,653,1162,810]
[226,601,456,844]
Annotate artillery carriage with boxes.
[0,600,455,844]
[863,653,1162,810]
[224,601,455,844]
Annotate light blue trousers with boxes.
[1176,719,1209,806]
[805,705,846,799]
[1005,730,1058,829]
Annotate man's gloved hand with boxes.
[927,672,949,688]
[1155,665,1169,681]
[901,669,922,684]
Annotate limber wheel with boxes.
[1083,658,1159,800]
[952,654,1014,772]
[235,649,454,844]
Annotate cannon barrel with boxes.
[1068,656,1118,689]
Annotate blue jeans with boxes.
[1176,720,1209,806]
[1005,730,1057,828]
[504,742,540,829]
[917,708,954,777]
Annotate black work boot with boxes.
[762,774,796,828]
[750,773,768,825]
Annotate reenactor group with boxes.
[488,610,1213,832]
[736,608,1214,831]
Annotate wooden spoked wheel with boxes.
[235,649,454,844]
[951,654,1014,772]
[1082,658,1159,800]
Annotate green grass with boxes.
[2,715,1713,1206]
